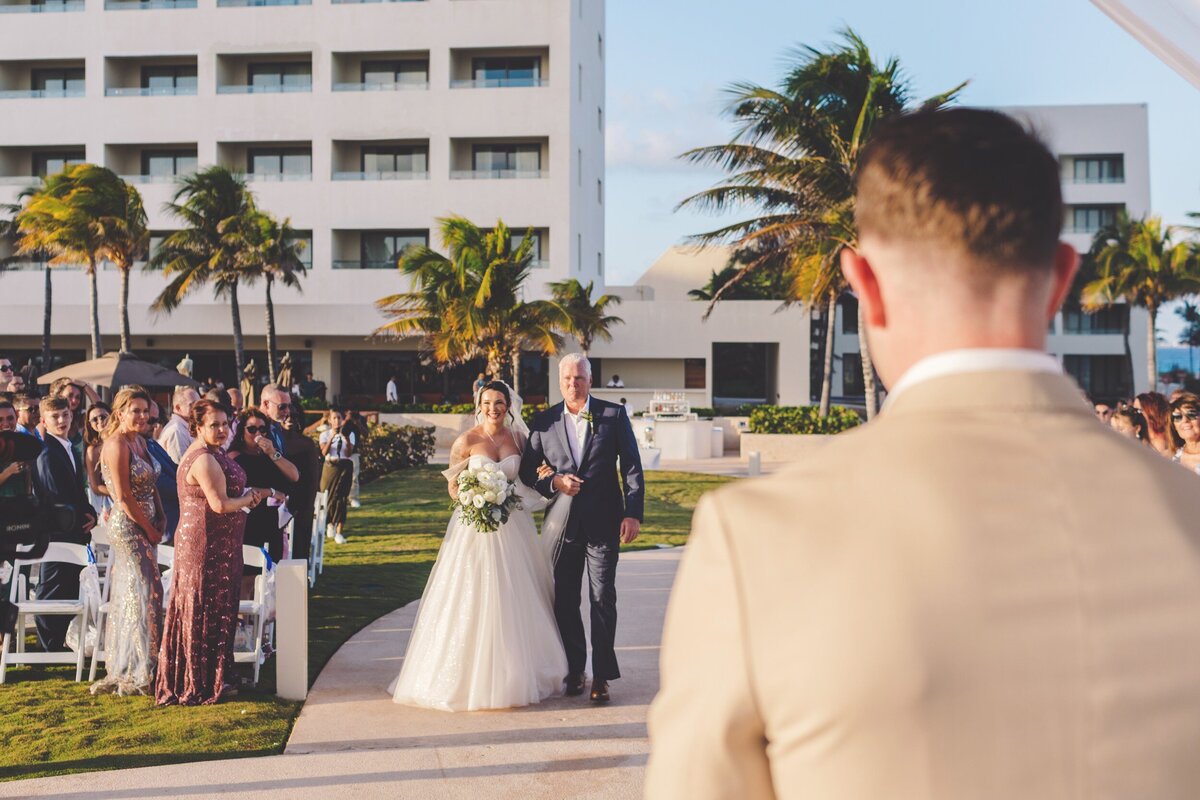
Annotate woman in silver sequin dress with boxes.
[93,386,165,696]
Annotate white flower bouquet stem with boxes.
[453,461,522,533]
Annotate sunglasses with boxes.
[0,364,12,373]
[244,425,267,434]
[1171,410,1200,422]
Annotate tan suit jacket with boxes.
[647,371,1200,799]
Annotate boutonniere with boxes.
[580,410,594,434]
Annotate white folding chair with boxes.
[1,543,90,683]
[237,545,272,685]
[88,543,173,682]
[309,491,327,588]
[89,527,114,596]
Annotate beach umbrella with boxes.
[37,352,200,390]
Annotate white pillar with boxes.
[276,559,308,701]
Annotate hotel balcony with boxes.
[0,0,83,13]
[217,0,309,7]
[105,143,197,184]
[332,0,424,4]
[449,47,550,89]
[332,140,429,181]
[216,54,312,94]
[450,138,548,180]
[0,145,85,186]
[332,229,428,270]
[0,60,84,99]
[105,57,197,97]
[104,0,195,9]
[331,51,429,92]
[219,141,312,181]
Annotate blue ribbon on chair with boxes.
[86,544,96,565]
[260,546,274,572]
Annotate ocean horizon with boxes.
[1159,346,1199,375]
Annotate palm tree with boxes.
[1176,300,1200,375]
[1082,213,1200,390]
[13,165,147,357]
[688,253,791,301]
[376,216,563,387]
[147,166,259,376]
[237,211,307,382]
[678,28,965,418]
[548,278,624,356]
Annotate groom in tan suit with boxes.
[647,108,1200,799]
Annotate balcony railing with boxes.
[332,260,397,270]
[105,0,196,8]
[450,169,546,180]
[528,259,549,269]
[332,170,429,181]
[0,88,85,99]
[106,86,197,97]
[0,1,83,12]
[217,84,312,94]
[449,78,549,89]
[120,173,191,184]
[1069,175,1125,185]
[217,0,309,5]
[247,172,312,182]
[0,260,84,271]
[333,81,429,92]
[331,0,425,4]
[0,176,36,185]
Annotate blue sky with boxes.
[604,0,1200,335]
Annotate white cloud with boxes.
[605,86,729,172]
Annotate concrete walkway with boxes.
[9,548,681,799]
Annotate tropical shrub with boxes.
[357,423,436,484]
[748,405,861,435]
[300,396,329,411]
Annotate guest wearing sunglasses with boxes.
[1133,392,1175,458]
[0,357,14,393]
[1170,393,1200,474]
[83,402,113,521]
[228,408,298,595]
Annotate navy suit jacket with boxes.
[145,438,180,539]
[33,436,94,545]
[519,397,644,545]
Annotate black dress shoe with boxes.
[590,679,610,704]
[564,673,586,696]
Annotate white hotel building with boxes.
[0,0,605,404]
[0,0,1153,410]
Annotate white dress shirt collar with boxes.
[883,348,1062,410]
[564,396,591,419]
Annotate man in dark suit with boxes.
[31,396,96,651]
[519,354,644,704]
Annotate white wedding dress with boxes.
[389,453,568,711]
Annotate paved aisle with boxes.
[8,549,681,800]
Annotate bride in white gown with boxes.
[390,381,568,711]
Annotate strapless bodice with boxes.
[468,453,521,481]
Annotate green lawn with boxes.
[0,467,732,782]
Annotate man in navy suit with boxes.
[519,353,644,704]
[31,396,96,651]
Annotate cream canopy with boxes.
[1091,0,1200,90]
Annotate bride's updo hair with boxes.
[477,380,516,424]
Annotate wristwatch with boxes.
[271,451,282,461]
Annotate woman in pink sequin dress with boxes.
[156,400,269,705]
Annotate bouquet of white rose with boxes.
[454,460,522,533]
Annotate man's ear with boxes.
[1047,241,1079,321]
[840,247,885,328]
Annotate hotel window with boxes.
[249,62,311,92]
[840,294,859,335]
[32,67,85,95]
[1068,204,1123,234]
[141,65,196,94]
[288,229,313,267]
[1068,155,1124,184]
[361,231,427,269]
[472,144,540,174]
[33,150,85,176]
[471,56,539,87]
[598,33,603,60]
[1061,304,1128,335]
[362,60,427,88]
[577,148,582,186]
[1064,354,1129,401]
[842,353,864,396]
[597,178,602,204]
[512,231,542,262]
[596,251,602,274]
[598,106,603,131]
[248,148,311,179]
[362,145,427,175]
[577,64,582,101]
[141,150,197,178]
[684,358,706,390]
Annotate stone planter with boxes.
[378,413,475,450]
[739,433,832,462]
